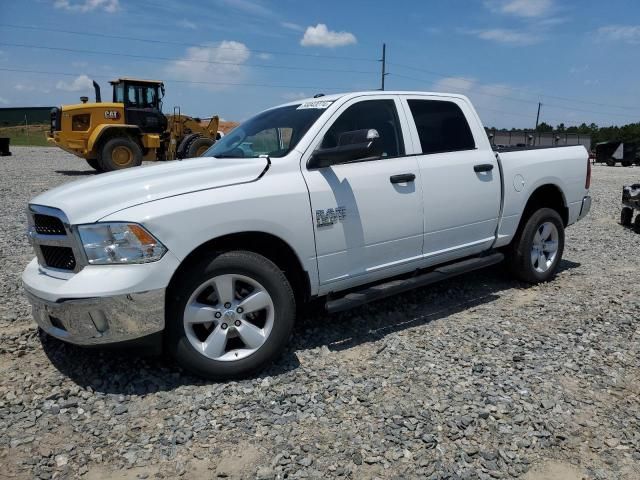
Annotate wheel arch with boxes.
[89,125,142,155]
[520,183,568,228]
[167,231,312,306]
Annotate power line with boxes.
[387,60,640,112]
[0,67,352,91]
[0,42,379,76]
[0,23,377,62]
[389,71,640,120]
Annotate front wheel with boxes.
[85,158,102,172]
[166,251,296,379]
[507,208,565,283]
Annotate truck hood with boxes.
[31,157,269,224]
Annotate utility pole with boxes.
[534,102,542,146]
[380,43,387,91]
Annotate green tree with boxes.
[536,122,553,133]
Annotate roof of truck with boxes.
[279,90,471,108]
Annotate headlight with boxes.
[78,223,166,265]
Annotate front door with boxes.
[401,96,501,262]
[302,96,424,287]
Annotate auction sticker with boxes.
[297,100,333,110]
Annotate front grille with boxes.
[29,205,81,272]
[33,214,66,235]
[40,245,77,271]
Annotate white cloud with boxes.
[471,28,540,45]
[166,41,250,90]
[56,74,94,92]
[281,21,304,32]
[15,83,51,93]
[54,0,119,13]
[484,0,553,18]
[217,0,273,17]
[257,52,272,60]
[178,19,197,30]
[597,25,640,44]
[300,24,357,48]
[0,96,9,105]
[432,77,475,93]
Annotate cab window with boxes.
[321,99,404,158]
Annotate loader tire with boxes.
[186,137,214,158]
[85,158,102,172]
[98,137,142,171]
[176,133,201,159]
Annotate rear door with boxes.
[302,96,424,288]
[401,96,501,263]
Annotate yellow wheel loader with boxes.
[47,78,220,172]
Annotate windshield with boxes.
[203,104,326,158]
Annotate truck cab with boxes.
[110,78,168,134]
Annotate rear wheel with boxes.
[186,137,214,158]
[621,207,634,227]
[622,161,632,167]
[85,158,102,172]
[606,158,616,167]
[166,251,296,379]
[507,208,565,283]
[98,137,142,171]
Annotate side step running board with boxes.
[325,252,504,314]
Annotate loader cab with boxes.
[111,78,168,134]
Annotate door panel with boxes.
[304,157,423,284]
[302,96,424,286]
[401,97,501,260]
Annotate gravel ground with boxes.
[1,147,639,480]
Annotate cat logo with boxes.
[104,110,120,120]
[316,207,346,227]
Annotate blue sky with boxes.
[1,0,639,128]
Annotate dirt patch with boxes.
[523,460,585,480]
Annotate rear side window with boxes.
[408,100,475,154]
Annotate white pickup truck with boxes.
[23,91,592,378]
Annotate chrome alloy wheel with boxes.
[531,221,559,273]
[183,274,275,361]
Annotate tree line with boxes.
[491,122,640,145]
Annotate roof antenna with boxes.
[313,93,325,98]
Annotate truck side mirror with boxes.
[308,129,382,169]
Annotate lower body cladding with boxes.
[24,288,165,345]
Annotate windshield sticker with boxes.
[297,100,334,110]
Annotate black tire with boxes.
[98,137,143,171]
[622,161,632,167]
[634,215,640,233]
[606,159,616,167]
[166,251,296,379]
[186,137,214,158]
[176,133,201,159]
[621,207,634,227]
[85,158,102,172]
[507,208,565,283]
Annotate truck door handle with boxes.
[474,164,494,173]
[390,173,416,184]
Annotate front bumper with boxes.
[578,195,592,220]
[24,287,165,346]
